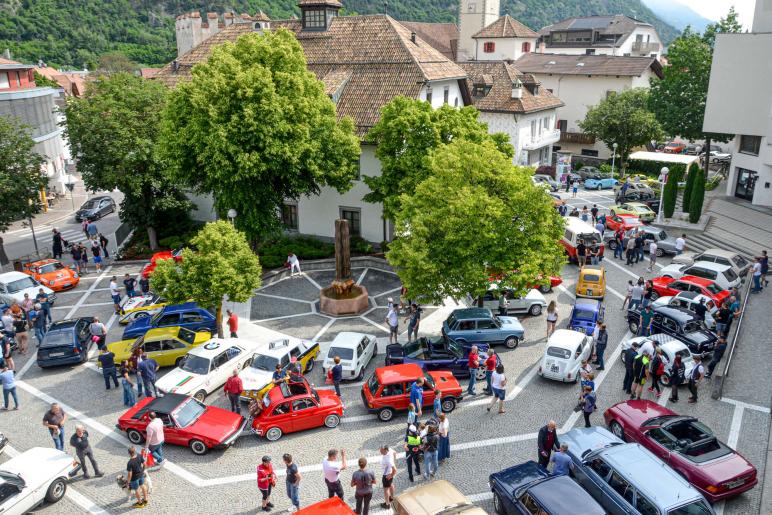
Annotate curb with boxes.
[762,392,772,515]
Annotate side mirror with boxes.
[677,439,689,449]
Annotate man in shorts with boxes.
[386,305,398,344]
[379,445,397,509]
[126,447,149,508]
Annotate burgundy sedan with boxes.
[604,400,757,502]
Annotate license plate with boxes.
[49,352,65,357]
[551,365,559,373]
[63,283,71,287]
[587,289,593,296]
[725,479,745,489]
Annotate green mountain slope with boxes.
[0,0,677,68]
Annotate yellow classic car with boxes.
[576,265,607,300]
[610,202,656,222]
[106,326,212,368]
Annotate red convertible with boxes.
[141,248,183,279]
[604,400,757,502]
[604,214,642,233]
[118,394,246,455]
[651,275,730,305]
[251,379,343,441]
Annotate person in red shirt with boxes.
[226,309,238,338]
[224,369,243,415]
[467,346,480,396]
[257,455,275,512]
[484,349,497,395]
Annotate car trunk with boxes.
[38,343,81,361]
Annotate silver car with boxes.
[673,249,751,277]
[476,288,547,317]
[604,226,679,256]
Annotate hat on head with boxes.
[262,455,271,463]
[408,424,417,433]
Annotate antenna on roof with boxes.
[383,0,388,15]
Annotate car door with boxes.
[507,290,527,313]
[643,428,676,464]
[0,481,29,515]
[162,412,188,446]
[142,338,166,364]
[475,318,499,344]
[207,350,232,392]
[155,312,181,329]
[290,397,321,432]
[421,379,436,408]
[577,458,626,514]
[362,336,375,369]
[379,382,406,410]
[98,199,111,217]
[661,316,680,338]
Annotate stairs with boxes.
[684,219,756,262]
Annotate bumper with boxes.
[214,417,249,449]
[702,476,758,503]
[361,390,379,413]
[37,354,84,368]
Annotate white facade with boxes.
[480,111,559,167]
[458,0,499,60]
[474,36,537,61]
[421,79,464,109]
[537,26,662,59]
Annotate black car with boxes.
[626,305,717,354]
[37,317,95,368]
[384,335,492,380]
[74,196,116,222]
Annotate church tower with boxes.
[458,0,500,60]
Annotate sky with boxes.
[676,0,756,28]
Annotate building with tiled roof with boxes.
[399,21,459,61]
[470,14,539,62]
[537,15,662,59]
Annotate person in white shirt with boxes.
[675,235,686,255]
[647,241,658,272]
[638,338,657,357]
[287,252,301,277]
[322,449,346,499]
[386,306,399,344]
[751,257,763,293]
[486,364,507,414]
[110,277,121,314]
[379,445,397,509]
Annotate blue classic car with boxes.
[384,335,494,380]
[122,302,216,340]
[36,317,95,368]
[569,299,604,336]
[585,177,619,190]
[490,460,605,515]
[441,308,525,349]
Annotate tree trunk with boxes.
[215,301,224,339]
[147,226,159,250]
[703,136,712,170]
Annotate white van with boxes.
[560,218,605,264]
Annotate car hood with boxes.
[107,338,137,360]
[490,460,548,494]
[238,367,273,391]
[1,448,73,489]
[427,370,462,393]
[318,389,345,408]
[187,409,244,442]
[156,368,205,394]
[150,251,174,264]
[683,330,716,346]
[122,295,154,311]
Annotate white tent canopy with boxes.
[628,151,700,166]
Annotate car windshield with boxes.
[683,321,703,333]
[328,347,354,361]
[367,375,380,395]
[723,268,739,282]
[40,330,74,348]
[39,263,65,274]
[172,398,206,428]
[703,283,722,294]
[81,200,99,209]
[251,354,279,372]
[178,327,196,345]
[574,309,596,320]
[733,256,748,268]
[547,347,571,359]
[582,274,601,282]
[579,233,600,244]
[181,355,210,374]
[6,276,37,293]
[422,372,435,389]
[446,314,458,328]
[667,500,713,515]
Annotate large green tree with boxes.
[0,117,46,232]
[151,220,262,338]
[160,29,360,242]
[64,72,191,249]
[387,139,564,305]
[579,88,663,174]
[365,98,513,220]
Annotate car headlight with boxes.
[49,281,55,286]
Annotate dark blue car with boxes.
[490,460,605,515]
[36,317,94,368]
[569,299,605,336]
[122,302,216,340]
[384,335,493,380]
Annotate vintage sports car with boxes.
[538,329,593,383]
[141,248,183,279]
[0,447,79,513]
[22,259,78,292]
[119,292,167,325]
[122,302,217,340]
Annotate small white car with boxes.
[538,329,593,383]
[477,287,547,317]
[0,447,77,514]
[620,335,695,385]
[156,338,261,401]
[672,249,751,277]
[239,337,320,402]
[0,272,56,306]
[322,332,378,381]
[653,292,717,330]
[659,261,741,290]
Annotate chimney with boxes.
[410,32,417,44]
[172,60,179,72]
[2,48,10,60]
[511,81,522,99]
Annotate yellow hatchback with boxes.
[106,326,212,368]
[576,265,607,299]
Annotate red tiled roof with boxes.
[473,15,538,39]
[460,61,563,114]
[399,21,459,61]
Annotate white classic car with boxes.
[156,338,261,401]
[118,292,166,325]
[0,447,77,514]
[238,337,320,402]
[322,332,378,381]
[538,329,593,383]
[620,334,695,385]
[0,272,56,307]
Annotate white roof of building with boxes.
[628,151,700,166]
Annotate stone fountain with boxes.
[319,219,369,316]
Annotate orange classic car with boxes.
[23,259,79,291]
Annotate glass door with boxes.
[735,168,758,201]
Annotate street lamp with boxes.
[227,209,237,226]
[65,175,75,211]
[657,167,669,224]
[611,143,618,180]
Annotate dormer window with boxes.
[303,9,325,29]
[299,0,341,31]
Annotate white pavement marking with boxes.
[373,287,402,298]
[465,363,540,407]
[3,445,110,515]
[605,284,625,301]
[714,403,748,515]
[255,312,319,323]
[602,256,645,281]
[361,316,390,334]
[63,266,112,321]
[557,284,575,299]
[720,397,771,414]
[302,273,323,290]
[254,292,314,304]
[52,302,114,310]
[313,318,336,341]
[356,268,369,285]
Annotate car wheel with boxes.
[608,241,618,250]
[628,320,640,334]
[194,390,207,402]
[609,421,625,440]
[44,477,67,503]
[538,284,551,293]
[175,357,184,368]
[265,427,283,441]
[475,367,487,381]
[441,398,457,413]
[529,304,542,316]
[660,373,671,387]
[378,408,395,422]
[655,248,664,257]
[127,429,144,444]
[324,414,341,428]
[493,493,505,515]
[189,439,208,455]
[304,359,315,373]
[649,291,659,301]
[504,336,519,349]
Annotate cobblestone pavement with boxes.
[1,190,769,514]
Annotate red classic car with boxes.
[250,379,344,441]
[295,497,355,515]
[118,394,246,455]
[141,248,184,279]
[362,363,463,422]
[651,275,730,305]
[604,214,643,233]
[604,400,757,502]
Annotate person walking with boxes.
[126,447,149,508]
[322,449,347,498]
[70,243,82,274]
[405,304,421,342]
[404,426,422,483]
[352,457,377,515]
[86,219,98,238]
[486,364,507,414]
[123,274,137,298]
[638,305,654,336]
[144,411,166,468]
[98,233,110,259]
[43,403,67,451]
[621,280,634,311]
[120,361,136,407]
[283,454,301,512]
[675,234,686,255]
[466,346,480,396]
[138,354,159,398]
[483,350,496,395]
[706,337,728,379]
[36,288,52,324]
[537,421,559,468]
[646,241,658,272]
[110,277,121,314]
[98,347,119,390]
[668,354,685,403]
[498,291,508,316]
[409,377,424,417]
[379,445,397,509]
[422,425,439,480]
[226,309,238,338]
[437,413,450,463]
[257,455,275,512]
[622,342,639,395]
[648,348,666,398]
[594,324,608,370]
[91,242,102,272]
[52,228,66,259]
[687,356,705,403]
[90,317,107,351]
[0,364,18,410]
[224,369,243,414]
[331,356,343,397]
[386,305,399,345]
[70,425,104,479]
[581,386,596,428]
[546,301,558,339]
[630,352,651,400]
[287,252,302,277]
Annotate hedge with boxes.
[258,235,374,269]
[627,159,688,179]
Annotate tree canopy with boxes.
[0,117,46,232]
[63,72,192,249]
[151,220,262,337]
[160,29,361,242]
[365,97,513,220]
[386,139,565,304]
[579,88,663,173]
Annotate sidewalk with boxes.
[3,176,91,235]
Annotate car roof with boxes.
[450,308,492,320]
[162,302,199,313]
[678,275,717,287]
[375,363,423,383]
[47,318,86,332]
[185,338,237,358]
[565,218,600,233]
[689,261,732,273]
[87,195,112,201]
[574,298,601,311]
[529,476,605,514]
[658,339,691,355]
[653,305,695,322]
[330,332,375,347]
[698,249,738,259]
[144,393,187,414]
[673,290,699,300]
[548,329,586,349]
[0,271,29,281]
[256,338,306,358]
[145,326,184,339]
[580,265,604,274]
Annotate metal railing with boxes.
[711,272,754,399]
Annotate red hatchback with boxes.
[251,379,344,441]
[118,394,246,455]
[141,248,183,279]
[604,400,757,502]
[651,275,730,305]
[362,364,463,422]
[605,214,642,233]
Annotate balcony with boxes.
[559,131,596,145]
[523,129,561,150]
[632,41,660,54]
